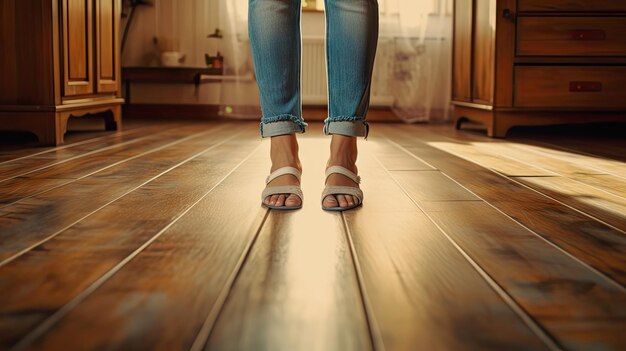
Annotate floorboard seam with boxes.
[189,208,270,351]
[0,124,159,166]
[426,128,626,218]
[511,174,626,201]
[369,149,564,351]
[341,213,386,351]
[0,126,239,268]
[507,139,626,181]
[0,123,199,183]
[10,138,263,351]
[490,167,626,234]
[380,133,626,291]
[0,125,230,211]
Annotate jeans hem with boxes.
[260,115,308,138]
[323,117,369,139]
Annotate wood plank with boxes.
[0,124,226,206]
[516,176,626,231]
[430,127,605,176]
[0,124,170,182]
[0,118,156,160]
[0,117,158,161]
[206,212,371,351]
[428,125,626,199]
[418,201,626,351]
[0,123,241,264]
[508,141,626,179]
[365,142,434,171]
[13,140,269,351]
[376,126,626,349]
[423,140,556,177]
[510,130,626,164]
[205,137,372,351]
[0,128,260,349]
[0,127,141,163]
[342,142,551,350]
[427,125,626,179]
[379,124,626,287]
[388,170,479,202]
[571,174,626,199]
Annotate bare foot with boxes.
[264,134,303,208]
[323,135,360,209]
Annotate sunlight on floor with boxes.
[425,138,626,230]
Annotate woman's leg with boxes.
[324,0,378,138]
[249,0,306,137]
[323,0,379,208]
[249,0,304,208]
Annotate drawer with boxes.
[518,0,626,12]
[517,17,626,56]
[514,66,626,108]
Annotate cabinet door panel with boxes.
[452,0,473,102]
[96,0,120,93]
[62,0,93,96]
[472,0,495,105]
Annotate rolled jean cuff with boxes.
[323,118,370,139]
[259,115,307,138]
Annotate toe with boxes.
[337,194,348,207]
[285,194,301,207]
[347,196,355,206]
[275,194,286,207]
[323,195,338,208]
[264,196,271,205]
[269,194,279,206]
[352,195,359,205]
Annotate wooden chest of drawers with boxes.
[452,0,626,137]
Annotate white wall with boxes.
[121,1,451,113]
[122,2,328,106]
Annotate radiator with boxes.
[301,37,393,106]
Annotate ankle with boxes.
[270,134,301,171]
[328,135,358,168]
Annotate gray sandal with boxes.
[261,166,303,210]
[321,166,363,211]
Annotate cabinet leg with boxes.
[453,106,496,137]
[105,105,122,131]
[455,116,468,130]
[54,112,72,145]
[492,124,511,138]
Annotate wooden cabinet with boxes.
[0,0,123,145]
[452,0,626,137]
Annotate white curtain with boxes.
[213,0,453,123]
[377,0,453,123]
[212,0,260,119]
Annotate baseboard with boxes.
[123,104,403,123]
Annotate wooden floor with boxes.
[0,119,625,351]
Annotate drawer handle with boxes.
[570,30,606,41]
[570,81,603,92]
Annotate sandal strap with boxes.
[325,166,360,184]
[266,166,301,184]
[321,185,363,204]
[262,185,303,201]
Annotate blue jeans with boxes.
[249,0,379,138]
